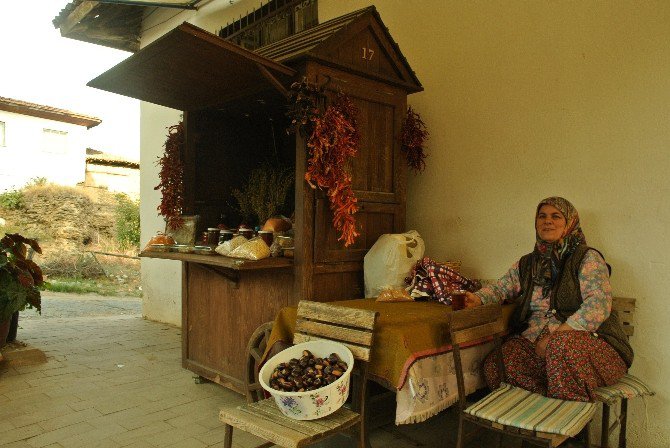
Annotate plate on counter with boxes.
[193,245,217,255]
[170,244,194,253]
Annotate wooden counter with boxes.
[140,251,294,393]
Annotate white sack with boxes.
[364,230,425,297]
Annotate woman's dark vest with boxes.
[511,244,633,367]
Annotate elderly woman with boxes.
[465,197,633,402]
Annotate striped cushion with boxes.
[465,383,596,437]
[594,373,654,406]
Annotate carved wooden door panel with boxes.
[313,72,407,263]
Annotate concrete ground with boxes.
[0,293,521,447]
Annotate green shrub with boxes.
[0,189,24,210]
[115,194,140,249]
[27,177,48,187]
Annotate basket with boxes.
[437,260,461,272]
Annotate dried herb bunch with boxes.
[155,122,185,230]
[400,106,429,173]
[305,93,360,247]
[286,77,324,137]
[232,163,294,226]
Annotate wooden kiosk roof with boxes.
[256,6,422,92]
[87,23,297,111]
[87,7,422,110]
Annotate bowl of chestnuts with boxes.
[259,340,354,420]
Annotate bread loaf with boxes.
[262,216,292,232]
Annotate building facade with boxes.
[0,96,101,191]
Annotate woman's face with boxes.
[536,204,567,243]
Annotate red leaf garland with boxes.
[154,122,185,230]
[305,93,360,247]
[400,106,429,173]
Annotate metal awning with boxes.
[87,22,297,111]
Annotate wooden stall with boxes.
[88,6,422,393]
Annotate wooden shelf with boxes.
[139,251,293,271]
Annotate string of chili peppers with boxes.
[400,106,429,173]
[305,93,361,247]
[154,122,185,230]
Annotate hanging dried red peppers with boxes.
[305,93,361,247]
[400,106,429,173]
[154,122,185,230]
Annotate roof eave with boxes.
[53,1,143,53]
[0,102,102,129]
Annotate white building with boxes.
[84,148,140,199]
[0,96,101,191]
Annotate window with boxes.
[42,128,68,154]
[0,121,5,146]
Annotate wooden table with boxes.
[264,299,514,424]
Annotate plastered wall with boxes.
[138,1,262,326]
[137,1,669,445]
[0,111,87,191]
[321,2,669,446]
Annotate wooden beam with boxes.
[255,63,290,98]
[59,1,100,35]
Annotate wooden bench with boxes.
[595,297,654,448]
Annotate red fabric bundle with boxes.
[405,257,481,305]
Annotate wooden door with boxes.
[312,67,407,264]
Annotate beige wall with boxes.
[321,1,668,446]
[85,163,140,199]
[138,1,669,445]
[140,101,182,325]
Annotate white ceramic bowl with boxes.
[259,340,354,420]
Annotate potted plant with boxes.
[0,233,43,346]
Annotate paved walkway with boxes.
[0,293,502,448]
[19,292,142,320]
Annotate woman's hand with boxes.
[465,292,482,308]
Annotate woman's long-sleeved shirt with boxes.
[473,249,612,342]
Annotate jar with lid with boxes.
[206,228,220,246]
[258,230,274,247]
[219,230,234,244]
[239,228,254,239]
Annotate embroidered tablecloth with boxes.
[262,298,513,424]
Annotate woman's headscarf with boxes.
[531,196,586,296]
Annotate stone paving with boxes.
[0,294,505,448]
[18,292,142,321]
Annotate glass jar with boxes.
[219,230,234,244]
[258,230,274,247]
[239,228,254,239]
[206,228,220,246]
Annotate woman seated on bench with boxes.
[465,196,633,402]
